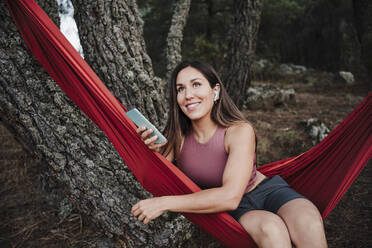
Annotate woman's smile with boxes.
[186,102,201,110]
[176,66,219,121]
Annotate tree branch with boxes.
[165,0,191,80]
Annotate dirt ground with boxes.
[0,79,370,247]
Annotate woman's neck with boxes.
[191,118,218,143]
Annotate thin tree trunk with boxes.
[353,0,372,89]
[0,0,219,246]
[165,0,191,80]
[222,0,263,109]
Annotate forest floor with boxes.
[0,78,370,248]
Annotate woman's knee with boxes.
[258,215,288,238]
[240,212,290,243]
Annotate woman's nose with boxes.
[185,88,194,99]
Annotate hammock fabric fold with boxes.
[5,0,372,247]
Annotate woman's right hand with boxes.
[136,126,167,152]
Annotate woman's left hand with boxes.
[131,197,167,224]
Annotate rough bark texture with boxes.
[353,0,372,89]
[222,0,263,109]
[0,0,219,247]
[72,0,167,128]
[165,0,191,79]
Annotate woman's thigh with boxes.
[277,198,327,246]
[277,198,323,229]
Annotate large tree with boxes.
[0,0,217,247]
[0,0,265,245]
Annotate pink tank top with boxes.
[178,126,257,193]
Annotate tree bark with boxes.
[353,0,372,89]
[72,0,167,128]
[222,0,263,109]
[165,0,191,80]
[0,0,219,247]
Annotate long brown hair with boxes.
[161,61,253,161]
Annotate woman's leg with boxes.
[238,210,292,248]
[277,198,328,248]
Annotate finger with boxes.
[149,135,158,144]
[153,142,167,149]
[149,142,163,151]
[131,203,141,216]
[148,144,158,151]
[131,202,140,211]
[138,213,146,222]
[144,217,151,225]
[131,205,137,215]
[132,208,142,217]
[141,129,153,140]
[136,126,147,134]
[144,135,158,145]
[149,142,167,151]
[131,208,138,217]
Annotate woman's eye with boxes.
[193,82,201,87]
[177,87,184,93]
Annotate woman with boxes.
[131,61,327,247]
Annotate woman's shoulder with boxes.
[225,121,255,137]
[224,122,255,151]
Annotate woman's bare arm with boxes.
[132,123,256,223]
[161,123,256,213]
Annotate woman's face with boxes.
[176,66,219,122]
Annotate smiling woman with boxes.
[133,61,328,248]
[175,66,219,124]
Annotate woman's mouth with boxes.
[186,102,200,110]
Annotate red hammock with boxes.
[6,1,372,247]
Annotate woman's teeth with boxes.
[187,102,200,109]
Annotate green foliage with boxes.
[138,0,232,75]
[263,0,304,28]
[138,0,363,79]
[181,0,232,70]
[257,0,305,61]
[182,35,226,69]
[137,0,174,77]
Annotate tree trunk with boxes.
[72,0,167,128]
[0,0,219,247]
[353,0,372,89]
[222,0,263,109]
[165,0,191,80]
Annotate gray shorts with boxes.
[228,175,306,221]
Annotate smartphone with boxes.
[126,108,167,144]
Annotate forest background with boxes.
[0,0,371,247]
[141,0,367,79]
